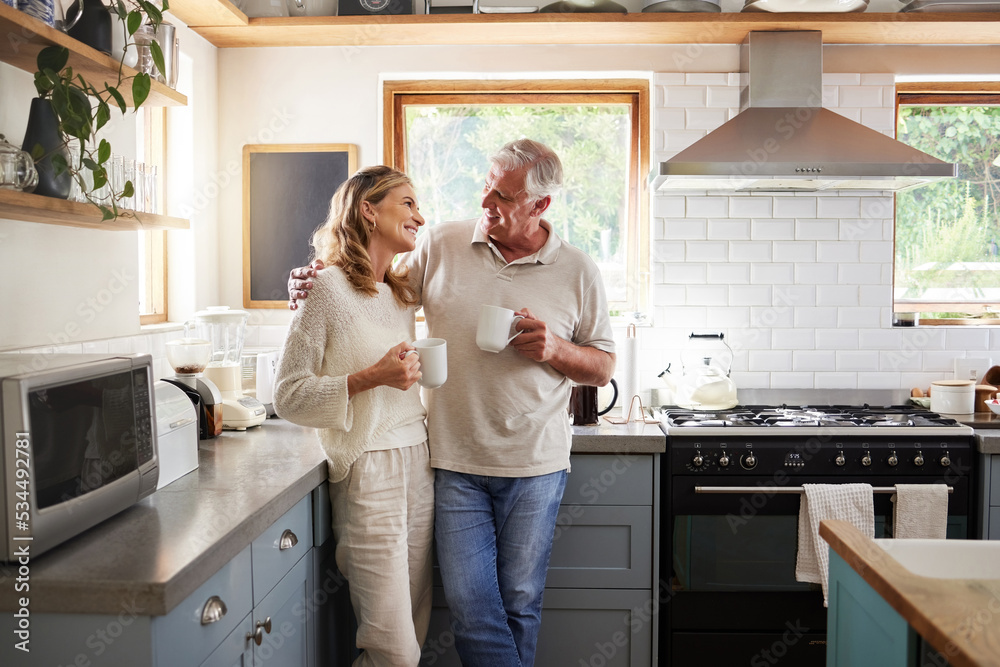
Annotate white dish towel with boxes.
[892,484,949,539]
[795,483,874,606]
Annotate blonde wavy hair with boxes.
[310,165,417,307]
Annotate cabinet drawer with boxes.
[563,455,653,506]
[154,545,252,667]
[547,505,652,589]
[252,494,313,605]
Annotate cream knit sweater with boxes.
[273,267,426,482]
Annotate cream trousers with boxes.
[329,441,435,667]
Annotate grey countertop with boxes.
[0,418,661,616]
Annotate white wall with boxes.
[4,35,999,395]
[0,19,219,353]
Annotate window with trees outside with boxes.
[383,79,649,316]
[894,86,1000,325]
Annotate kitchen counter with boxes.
[820,519,1000,667]
[0,418,661,616]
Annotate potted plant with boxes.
[23,0,169,220]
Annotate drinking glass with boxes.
[144,164,159,214]
[133,162,147,212]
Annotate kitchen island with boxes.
[821,519,1000,667]
[0,417,664,666]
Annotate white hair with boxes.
[489,138,563,201]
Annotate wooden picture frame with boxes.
[242,143,358,308]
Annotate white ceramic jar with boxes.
[930,380,975,415]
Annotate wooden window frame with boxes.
[894,82,1000,325]
[382,78,650,314]
[139,107,167,325]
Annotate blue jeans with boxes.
[434,469,568,667]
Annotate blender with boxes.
[187,306,267,430]
[164,337,223,439]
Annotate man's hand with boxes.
[510,308,559,363]
[287,260,325,310]
[511,308,616,386]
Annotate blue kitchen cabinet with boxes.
[826,549,916,667]
[420,453,659,666]
[0,494,315,667]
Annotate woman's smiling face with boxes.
[368,183,425,255]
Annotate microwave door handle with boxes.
[694,485,953,494]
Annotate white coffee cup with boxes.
[410,338,447,389]
[476,305,525,353]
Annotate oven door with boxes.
[664,474,970,666]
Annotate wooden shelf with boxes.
[0,189,190,231]
[189,12,1000,48]
[167,0,248,27]
[0,3,187,107]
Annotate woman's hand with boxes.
[288,259,325,310]
[347,342,421,396]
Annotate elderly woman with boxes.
[274,166,432,667]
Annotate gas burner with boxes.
[660,404,967,431]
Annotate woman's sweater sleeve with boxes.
[273,287,353,432]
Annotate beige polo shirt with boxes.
[402,218,616,477]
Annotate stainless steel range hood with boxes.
[649,31,957,193]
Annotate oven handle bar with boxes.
[694,485,953,494]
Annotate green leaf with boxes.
[115,0,128,19]
[162,0,170,10]
[101,206,115,221]
[127,10,142,36]
[150,40,165,79]
[123,181,135,199]
[139,1,163,25]
[95,101,111,132]
[93,168,108,190]
[36,46,69,75]
[106,84,127,113]
[132,73,151,109]
[51,153,68,176]
[98,139,111,165]
[29,144,44,162]
[83,157,100,171]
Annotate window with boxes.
[894,85,1000,325]
[137,107,167,324]
[383,79,649,314]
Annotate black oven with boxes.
[658,406,976,667]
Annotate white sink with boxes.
[874,538,1000,580]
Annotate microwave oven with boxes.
[0,353,158,560]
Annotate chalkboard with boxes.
[242,144,358,308]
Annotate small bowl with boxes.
[985,400,1000,416]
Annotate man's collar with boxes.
[472,218,561,265]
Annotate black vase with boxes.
[67,1,113,56]
[22,98,72,200]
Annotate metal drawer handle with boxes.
[694,485,953,495]
[200,595,227,625]
[279,529,298,550]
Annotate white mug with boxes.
[409,338,447,389]
[476,305,524,354]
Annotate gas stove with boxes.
[657,404,975,437]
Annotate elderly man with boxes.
[289,139,616,665]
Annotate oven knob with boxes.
[913,452,925,467]
[741,453,757,470]
[861,451,872,467]
[719,453,730,468]
[835,451,846,467]
[692,453,704,467]
[887,451,899,467]
[939,453,951,468]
